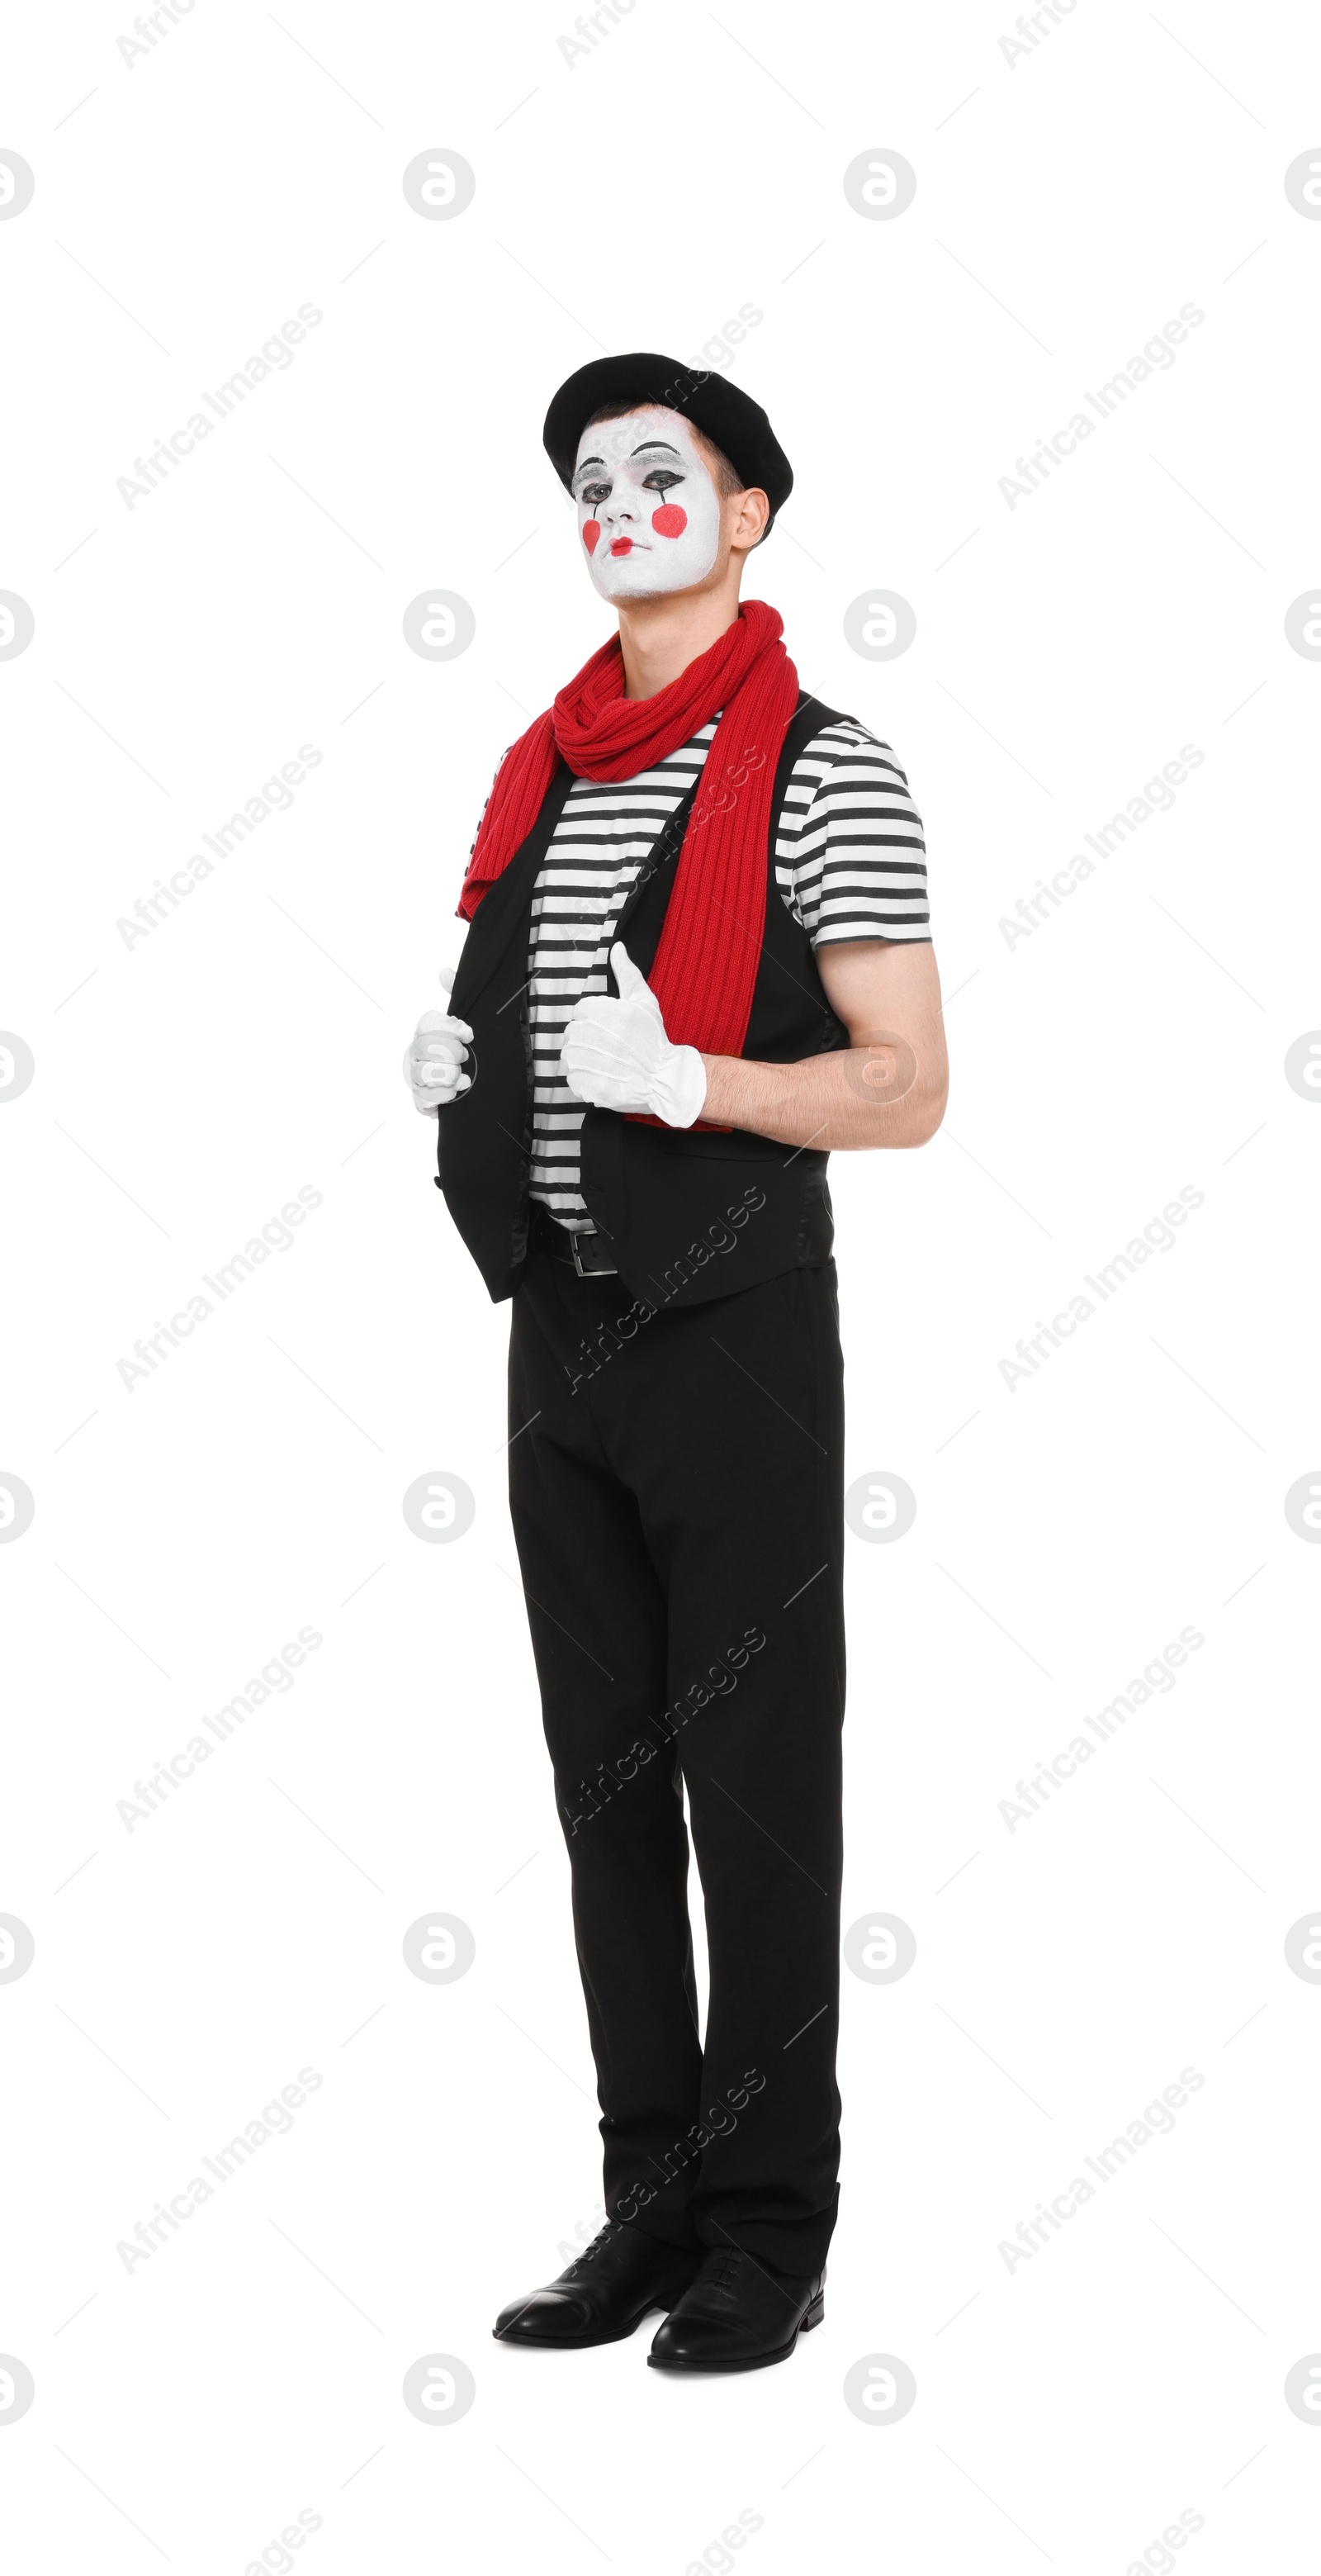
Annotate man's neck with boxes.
[615,582,743,700]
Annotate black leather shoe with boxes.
[494,2223,702,2349]
[647,2246,825,2371]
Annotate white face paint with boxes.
[571,406,724,603]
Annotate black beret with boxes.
[543,351,793,538]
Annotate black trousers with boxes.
[507,1241,845,2276]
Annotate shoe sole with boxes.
[646,2292,825,2372]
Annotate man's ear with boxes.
[731,486,771,553]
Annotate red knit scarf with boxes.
[457,600,799,1062]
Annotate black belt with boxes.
[530,1204,619,1278]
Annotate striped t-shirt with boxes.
[470,712,930,1231]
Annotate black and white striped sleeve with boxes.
[774,717,930,945]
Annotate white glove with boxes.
[403,968,473,1117]
[560,943,707,1128]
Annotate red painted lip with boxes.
[609,538,633,557]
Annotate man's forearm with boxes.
[698,1039,945,1150]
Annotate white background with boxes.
[2,1,1320,2568]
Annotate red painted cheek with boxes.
[651,504,688,539]
[581,519,600,555]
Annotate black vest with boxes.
[436,691,850,1309]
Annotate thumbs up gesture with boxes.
[559,944,707,1128]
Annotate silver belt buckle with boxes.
[571,1229,617,1279]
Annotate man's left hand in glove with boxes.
[559,943,708,1128]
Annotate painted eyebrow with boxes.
[572,439,684,487]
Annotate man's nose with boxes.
[601,486,640,526]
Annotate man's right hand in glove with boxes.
[403,968,473,1117]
